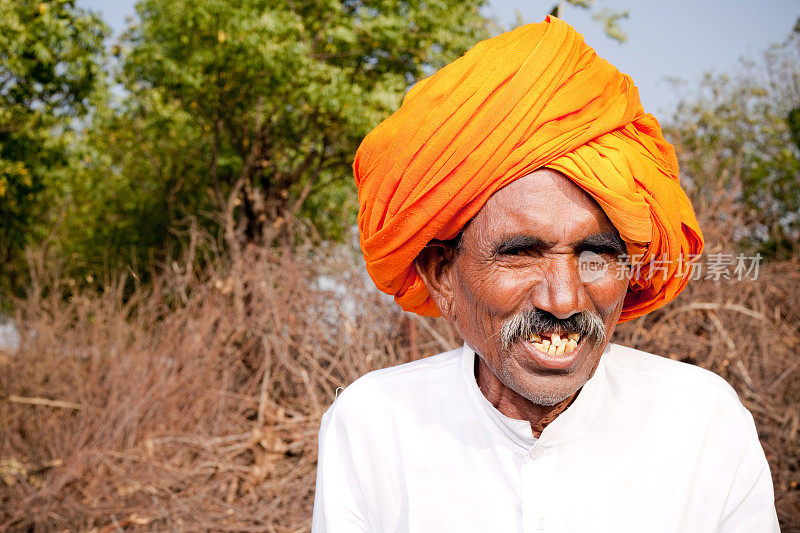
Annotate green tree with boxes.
[54,87,213,282]
[666,27,800,258]
[0,0,106,295]
[120,0,490,247]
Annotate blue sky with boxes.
[78,0,799,116]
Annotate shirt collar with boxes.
[459,342,609,449]
[460,343,537,449]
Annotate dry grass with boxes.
[0,242,453,531]
[0,242,798,531]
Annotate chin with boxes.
[518,378,584,407]
[501,364,588,408]
[522,387,578,407]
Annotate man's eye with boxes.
[586,245,624,260]
[501,247,539,257]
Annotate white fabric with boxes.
[312,343,780,532]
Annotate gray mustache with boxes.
[500,308,606,351]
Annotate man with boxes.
[312,17,779,532]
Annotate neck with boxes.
[474,355,577,438]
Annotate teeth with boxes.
[530,332,581,356]
[566,339,578,351]
[532,337,580,356]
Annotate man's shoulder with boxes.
[603,343,748,423]
[322,347,464,424]
[606,343,739,396]
[342,346,463,394]
[600,343,772,518]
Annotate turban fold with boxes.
[354,16,704,322]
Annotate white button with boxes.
[529,447,544,460]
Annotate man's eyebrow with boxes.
[492,235,554,255]
[572,232,626,254]
[492,232,626,255]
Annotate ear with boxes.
[414,240,459,323]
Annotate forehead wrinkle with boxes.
[462,171,618,255]
[460,204,495,255]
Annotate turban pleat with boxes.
[355,16,704,322]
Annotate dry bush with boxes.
[1,241,798,531]
[0,242,454,531]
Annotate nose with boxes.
[531,254,588,320]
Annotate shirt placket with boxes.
[520,442,558,533]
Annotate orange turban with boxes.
[354,16,703,323]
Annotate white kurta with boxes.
[312,343,779,532]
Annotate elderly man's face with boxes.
[418,169,630,409]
